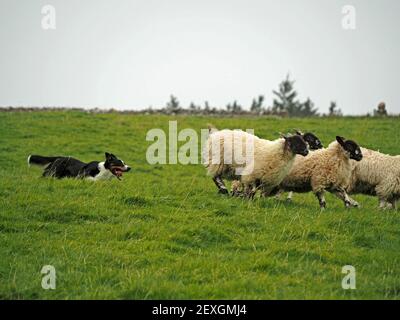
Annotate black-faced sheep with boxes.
[278,136,363,208]
[347,147,400,209]
[231,130,324,197]
[203,129,309,197]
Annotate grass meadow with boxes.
[0,111,399,299]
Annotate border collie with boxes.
[28,152,131,180]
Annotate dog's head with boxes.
[295,130,323,150]
[104,152,131,179]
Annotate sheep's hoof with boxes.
[345,200,360,208]
[352,202,360,208]
[245,194,255,200]
[218,189,229,195]
[231,191,243,197]
[286,198,293,203]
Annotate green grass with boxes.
[0,111,399,299]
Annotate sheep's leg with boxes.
[380,200,396,210]
[273,189,293,201]
[315,191,326,209]
[261,191,268,197]
[332,188,359,208]
[393,199,398,210]
[395,196,399,209]
[255,181,268,197]
[274,189,284,199]
[375,184,396,210]
[346,194,359,207]
[213,176,229,195]
[244,184,256,199]
[274,190,281,199]
[261,184,278,198]
[332,189,350,208]
[231,180,244,197]
[388,197,398,210]
[379,198,387,209]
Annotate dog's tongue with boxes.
[112,168,123,179]
[114,170,123,177]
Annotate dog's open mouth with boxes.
[111,166,126,179]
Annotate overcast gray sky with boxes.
[0,0,399,114]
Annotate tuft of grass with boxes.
[121,196,150,207]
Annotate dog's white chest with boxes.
[87,162,115,181]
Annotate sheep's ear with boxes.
[295,130,303,136]
[280,132,290,140]
[336,136,346,146]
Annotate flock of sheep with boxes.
[203,126,399,210]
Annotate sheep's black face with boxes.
[336,136,363,161]
[301,132,323,150]
[286,135,309,157]
[346,141,363,161]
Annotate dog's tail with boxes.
[27,155,61,167]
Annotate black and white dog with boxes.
[28,152,131,180]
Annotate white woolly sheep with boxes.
[278,136,363,208]
[231,130,324,197]
[203,129,309,198]
[347,147,400,209]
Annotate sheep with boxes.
[203,129,309,198]
[277,136,363,208]
[231,130,324,197]
[347,147,400,209]
[295,131,324,151]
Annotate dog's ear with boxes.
[105,152,111,159]
[336,136,346,147]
